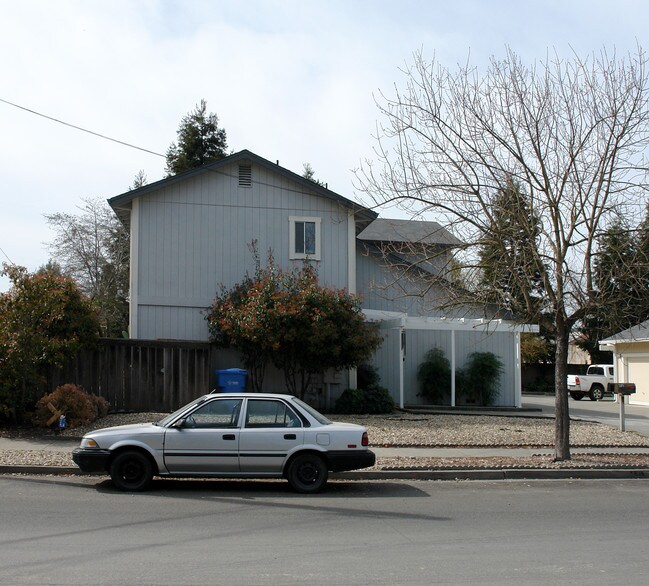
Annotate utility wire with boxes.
[0,97,165,158]
[0,96,374,212]
[0,245,15,265]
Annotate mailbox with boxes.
[611,383,636,395]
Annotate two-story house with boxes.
[109,150,534,408]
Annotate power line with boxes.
[0,245,15,265]
[0,97,165,158]
[0,96,375,213]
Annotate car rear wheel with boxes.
[110,450,153,492]
[287,453,328,494]
[570,392,584,400]
[589,385,605,401]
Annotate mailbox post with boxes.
[611,383,636,431]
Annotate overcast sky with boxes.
[1,0,648,291]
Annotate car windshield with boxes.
[292,398,332,425]
[156,396,208,427]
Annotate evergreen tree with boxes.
[302,163,325,186]
[579,215,649,360]
[165,99,228,176]
[479,176,544,315]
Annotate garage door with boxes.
[627,358,649,405]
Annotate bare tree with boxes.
[45,197,129,337]
[357,47,649,460]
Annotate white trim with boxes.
[514,331,522,408]
[347,210,356,294]
[362,309,538,333]
[399,327,405,409]
[129,200,139,338]
[289,216,321,261]
[450,329,456,407]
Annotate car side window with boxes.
[245,400,302,428]
[186,399,242,428]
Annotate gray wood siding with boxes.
[134,162,351,341]
[356,244,486,319]
[372,328,517,407]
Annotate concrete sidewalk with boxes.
[1,435,649,483]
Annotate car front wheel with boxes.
[287,453,328,494]
[110,450,154,492]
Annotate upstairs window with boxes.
[289,216,321,260]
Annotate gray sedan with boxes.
[73,393,375,493]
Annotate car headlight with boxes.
[80,437,99,448]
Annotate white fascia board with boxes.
[362,309,538,333]
[600,339,649,350]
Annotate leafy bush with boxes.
[33,384,109,428]
[362,384,395,414]
[357,363,381,389]
[334,388,366,414]
[335,385,394,414]
[456,352,503,406]
[417,347,451,404]
[206,254,382,398]
[0,265,99,421]
[335,365,395,414]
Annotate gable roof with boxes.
[108,149,377,226]
[357,218,463,246]
[600,319,649,344]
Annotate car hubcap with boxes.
[298,463,319,484]
[122,461,143,482]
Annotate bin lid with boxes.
[217,368,247,375]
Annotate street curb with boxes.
[334,468,649,481]
[2,465,649,481]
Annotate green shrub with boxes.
[457,352,503,406]
[335,365,395,414]
[335,385,394,414]
[417,347,451,404]
[33,384,109,428]
[357,363,381,389]
[362,384,395,414]
[334,388,366,414]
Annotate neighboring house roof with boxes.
[357,218,463,247]
[600,319,649,344]
[108,149,377,226]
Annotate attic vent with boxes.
[238,164,252,187]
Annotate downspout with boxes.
[450,329,456,407]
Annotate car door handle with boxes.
[222,434,236,440]
[284,434,296,440]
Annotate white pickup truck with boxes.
[567,364,614,401]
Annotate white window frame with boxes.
[289,216,321,260]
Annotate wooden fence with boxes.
[47,339,217,413]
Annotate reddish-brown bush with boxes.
[33,384,110,428]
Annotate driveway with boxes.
[523,394,649,438]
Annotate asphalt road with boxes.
[523,394,649,437]
[2,475,649,585]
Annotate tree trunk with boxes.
[554,329,571,461]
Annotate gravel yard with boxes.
[2,411,649,470]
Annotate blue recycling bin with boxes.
[216,368,248,392]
